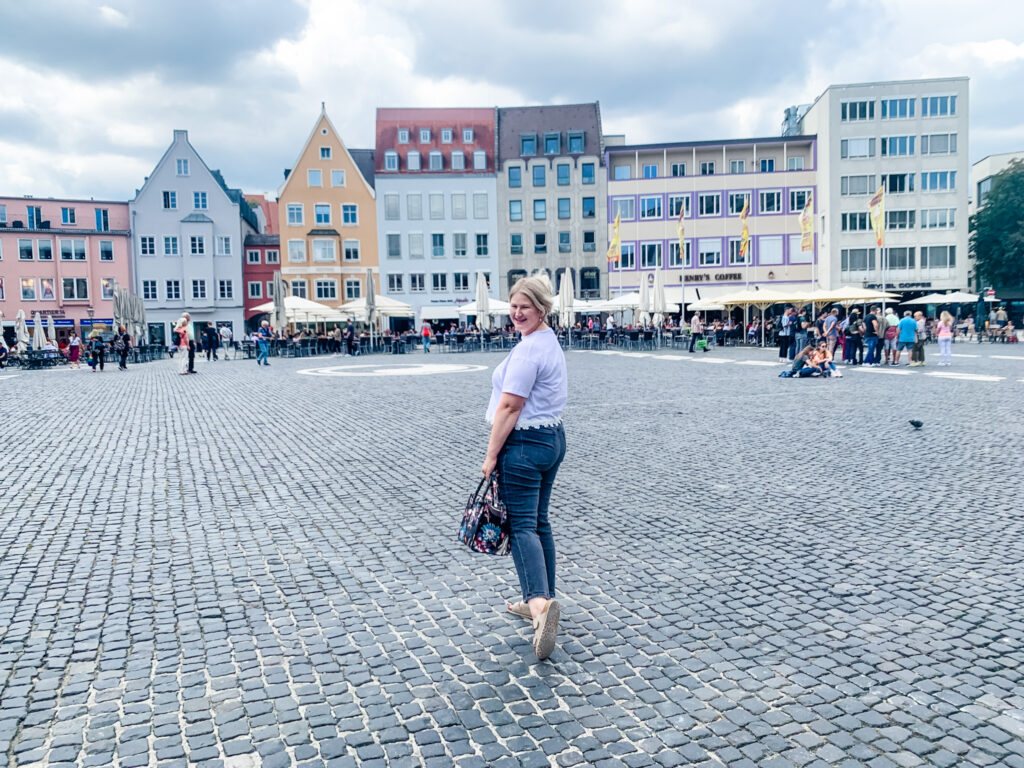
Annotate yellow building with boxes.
[277,106,377,307]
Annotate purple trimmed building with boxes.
[605,135,818,306]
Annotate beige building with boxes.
[277,107,377,306]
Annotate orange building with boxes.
[277,106,377,306]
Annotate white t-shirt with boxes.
[486,328,567,429]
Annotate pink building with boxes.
[0,196,133,344]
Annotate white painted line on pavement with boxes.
[925,372,1005,382]
[951,353,980,358]
[736,360,782,366]
[0,374,19,380]
[689,357,730,364]
[989,355,1024,361]
[651,355,691,361]
[857,367,912,375]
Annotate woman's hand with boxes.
[481,453,497,477]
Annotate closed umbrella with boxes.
[272,270,288,335]
[0,312,7,351]
[558,270,574,329]
[475,271,490,328]
[33,312,46,350]
[651,268,668,327]
[15,310,29,353]
[365,268,377,350]
[47,315,57,346]
[637,276,651,327]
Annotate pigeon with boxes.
[909,420,923,430]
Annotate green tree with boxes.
[971,158,1024,289]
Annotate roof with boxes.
[180,212,214,223]
[608,135,817,154]
[307,228,340,237]
[349,149,375,190]
[277,108,376,199]
[496,103,603,166]
[211,169,260,231]
[375,107,496,174]
[244,233,280,246]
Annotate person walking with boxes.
[175,317,190,375]
[482,276,567,661]
[219,323,233,357]
[936,310,953,365]
[115,325,132,371]
[68,331,81,369]
[846,310,864,365]
[203,322,219,361]
[863,306,880,365]
[894,310,917,366]
[794,308,809,355]
[421,321,432,353]
[256,320,272,366]
[344,320,356,356]
[911,310,927,366]
[88,329,106,372]
[688,311,704,353]
[777,307,795,362]
[823,308,840,357]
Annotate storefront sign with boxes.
[866,282,933,289]
[684,272,744,283]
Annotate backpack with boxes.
[113,336,125,352]
[171,330,180,346]
[91,337,104,352]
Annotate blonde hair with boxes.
[940,310,953,325]
[509,276,554,316]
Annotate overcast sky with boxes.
[2,0,1021,201]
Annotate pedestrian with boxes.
[911,310,926,366]
[115,325,132,371]
[219,323,233,356]
[936,310,953,365]
[777,307,795,362]
[823,308,840,357]
[894,310,917,366]
[175,317,190,375]
[256,320,272,366]
[344,320,356,356]
[332,325,342,354]
[183,313,196,374]
[846,310,864,365]
[995,305,1008,327]
[863,306,880,365]
[68,331,81,369]
[794,308,809,354]
[688,311,704,353]
[421,321,432,353]
[882,307,900,365]
[203,322,219,361]
[482,276,567,661]
[0,344,7,369]
[88,329,105,372]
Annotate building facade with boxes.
[374,107,499,322]
[242,196,280,331]
[0,196,132,344]
[496,104,607,299]
[605,137,818,304]
[969,151,1024,309]
[793,77,969,297]
[277,107,377,308]
[130,130,255,346]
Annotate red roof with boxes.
[375,107,496,174]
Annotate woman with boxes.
[936,311,953,366]
[68,332,81,369]
[175,318,190,375]
[421,322,432,354]
[482,276,567,661]
[115,325,132,371]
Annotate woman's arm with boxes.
[482,392,526,476]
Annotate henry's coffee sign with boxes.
[684,272,744,283]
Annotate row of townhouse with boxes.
[1,77,974,343]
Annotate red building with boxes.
[243,196,280,332]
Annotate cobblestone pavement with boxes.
[1,345,1022,768]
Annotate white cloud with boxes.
[98,5,129,28]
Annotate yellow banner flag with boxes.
[868,185,885,247]
[675,201,686,264]
[800,192,814,252]
[606,210,621,263]
[739,199,750,257]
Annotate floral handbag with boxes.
[458,472,511,555]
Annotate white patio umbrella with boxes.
[337,294,414,321]
[475,271,491,328]
[15,310,29,353]
[272,270,289,333]
[558,269,575,329]
[47,315,57,346]
[900,292,949,305]
[637,276,651,327]
[651,269,668,327]
[32,312,46,350]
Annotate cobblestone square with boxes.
[1,347,1022,768]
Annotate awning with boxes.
[420,305,461,321]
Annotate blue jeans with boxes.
[794,332,807,357]
[498,424,566,603]
[864,336,878,364]
[256,340,269,364]
[423,336,430,353]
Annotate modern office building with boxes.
[791,77,969,298]
[374,107,499,323]
[277,106,376,308]
[496,103,607,299]
[605,136,818,304]
[0,196,133,344]
[130,130,256,346]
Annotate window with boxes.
[840,175,875,196]
[331,169,346,186]
[431,273,447,292]
[669,240,690,267]
[759,190,782,214]
[789,188,811,212]
[59,239,86,260]
[921,208,956,229]
[162,191,177,209]
[384,151,399,172]
[881,136,915,156]
[886,210,916,230]
[190,236,205,255]
[193,192,207,210]
[463,128,474,143]
[27,206,41,228]
[143,280,157,300]
[698,238,721,266]
[166,280,181,300]
[141,236,155,256]
[581,163,595,185]
[61,207,76,225]
[287,204,304,225]
[290,280,308,299]
[921,133,957,155]
[451,151,465,170]
[20,278,36,300]
[614,165,631,180]
[558,232,571,253]
[62,277,89,300]
[758,235,783,265]
[266,250,279,263]
[176,158,190,175]
[533,200,546,220]
[307,169,322,187]
[164,236,178,255]
[407,194,423,219]
[313,203,330,225]
[313,239,335,262]
[0,204,5,223]
[453,232,467,257]
[789,234,812,264]
[521,134,537,155]
[508,167,522,188]
[643,164,658,179]
[429,194,444,219]
[568,132,584,153]
[315,280,337,301]
[582,197,595,218]
[473,192,487,219]
[639,196,661,220]
[532,165,546,187]
[668,195,690,218]
[248,282,262,299]
[730,160,745,174]
[700,161,715,176]
[671,162,686,177]
[544,133,560,154]
[841,101,874,121]
[618,243,635,269]
[840,248,876,271]
[99,241,113,261]
[583,231,595,252]
[510,233,523,255]
[383,194,400,220]
[881,98,915,119]
[450,193,466,220]
[431,233,445,258]
[841,212,870,231]
[19,238,33,260]
[473,150,486,170]
[921,245,955,269]
[341,204,358,224]
[410,273,425,292]
[409,233,424,259]
[385,233,402,259]
[343,240,360,261]
[398,129,410,143]
[192,279,207,300]
[728,238,747,265]
[320,146,331,159]
[886,247,916,270]
[640,242,662,268]
[454,272,470,291]
[534,233,547,254]
[728,192,750,216]
[558,198,571,219]
[475,234,488,258]
[788,157,805,170]
[429,151,443,171]
[698,193,720,216]
[288,239,306,262]
[407,150,421,171]
[612,197,636,220]
[555,164,570,186]
[387,274,403,293]
[36,240,52,261]
[882,173,914,193]
[246,249,260,265]
[922,95,956,117]
[760,158,775,172]
[419,129,431,143]
[840,138,875,158]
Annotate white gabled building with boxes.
[130,130,256,346]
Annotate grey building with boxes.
[496,103,607,299]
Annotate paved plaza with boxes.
[1,345,1023,768]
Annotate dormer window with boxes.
[473,150,486,171]
[544,132,560,154]
[441,129,453,143]
[419,128,431,143]
[451,151,465,170]
[568,131,585,153]
[463,128,474,143]
[407,150,421,171]
[384,151,399,171]
[521,134,537,156]
[398,129,410,143]
[429,150,443,171]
